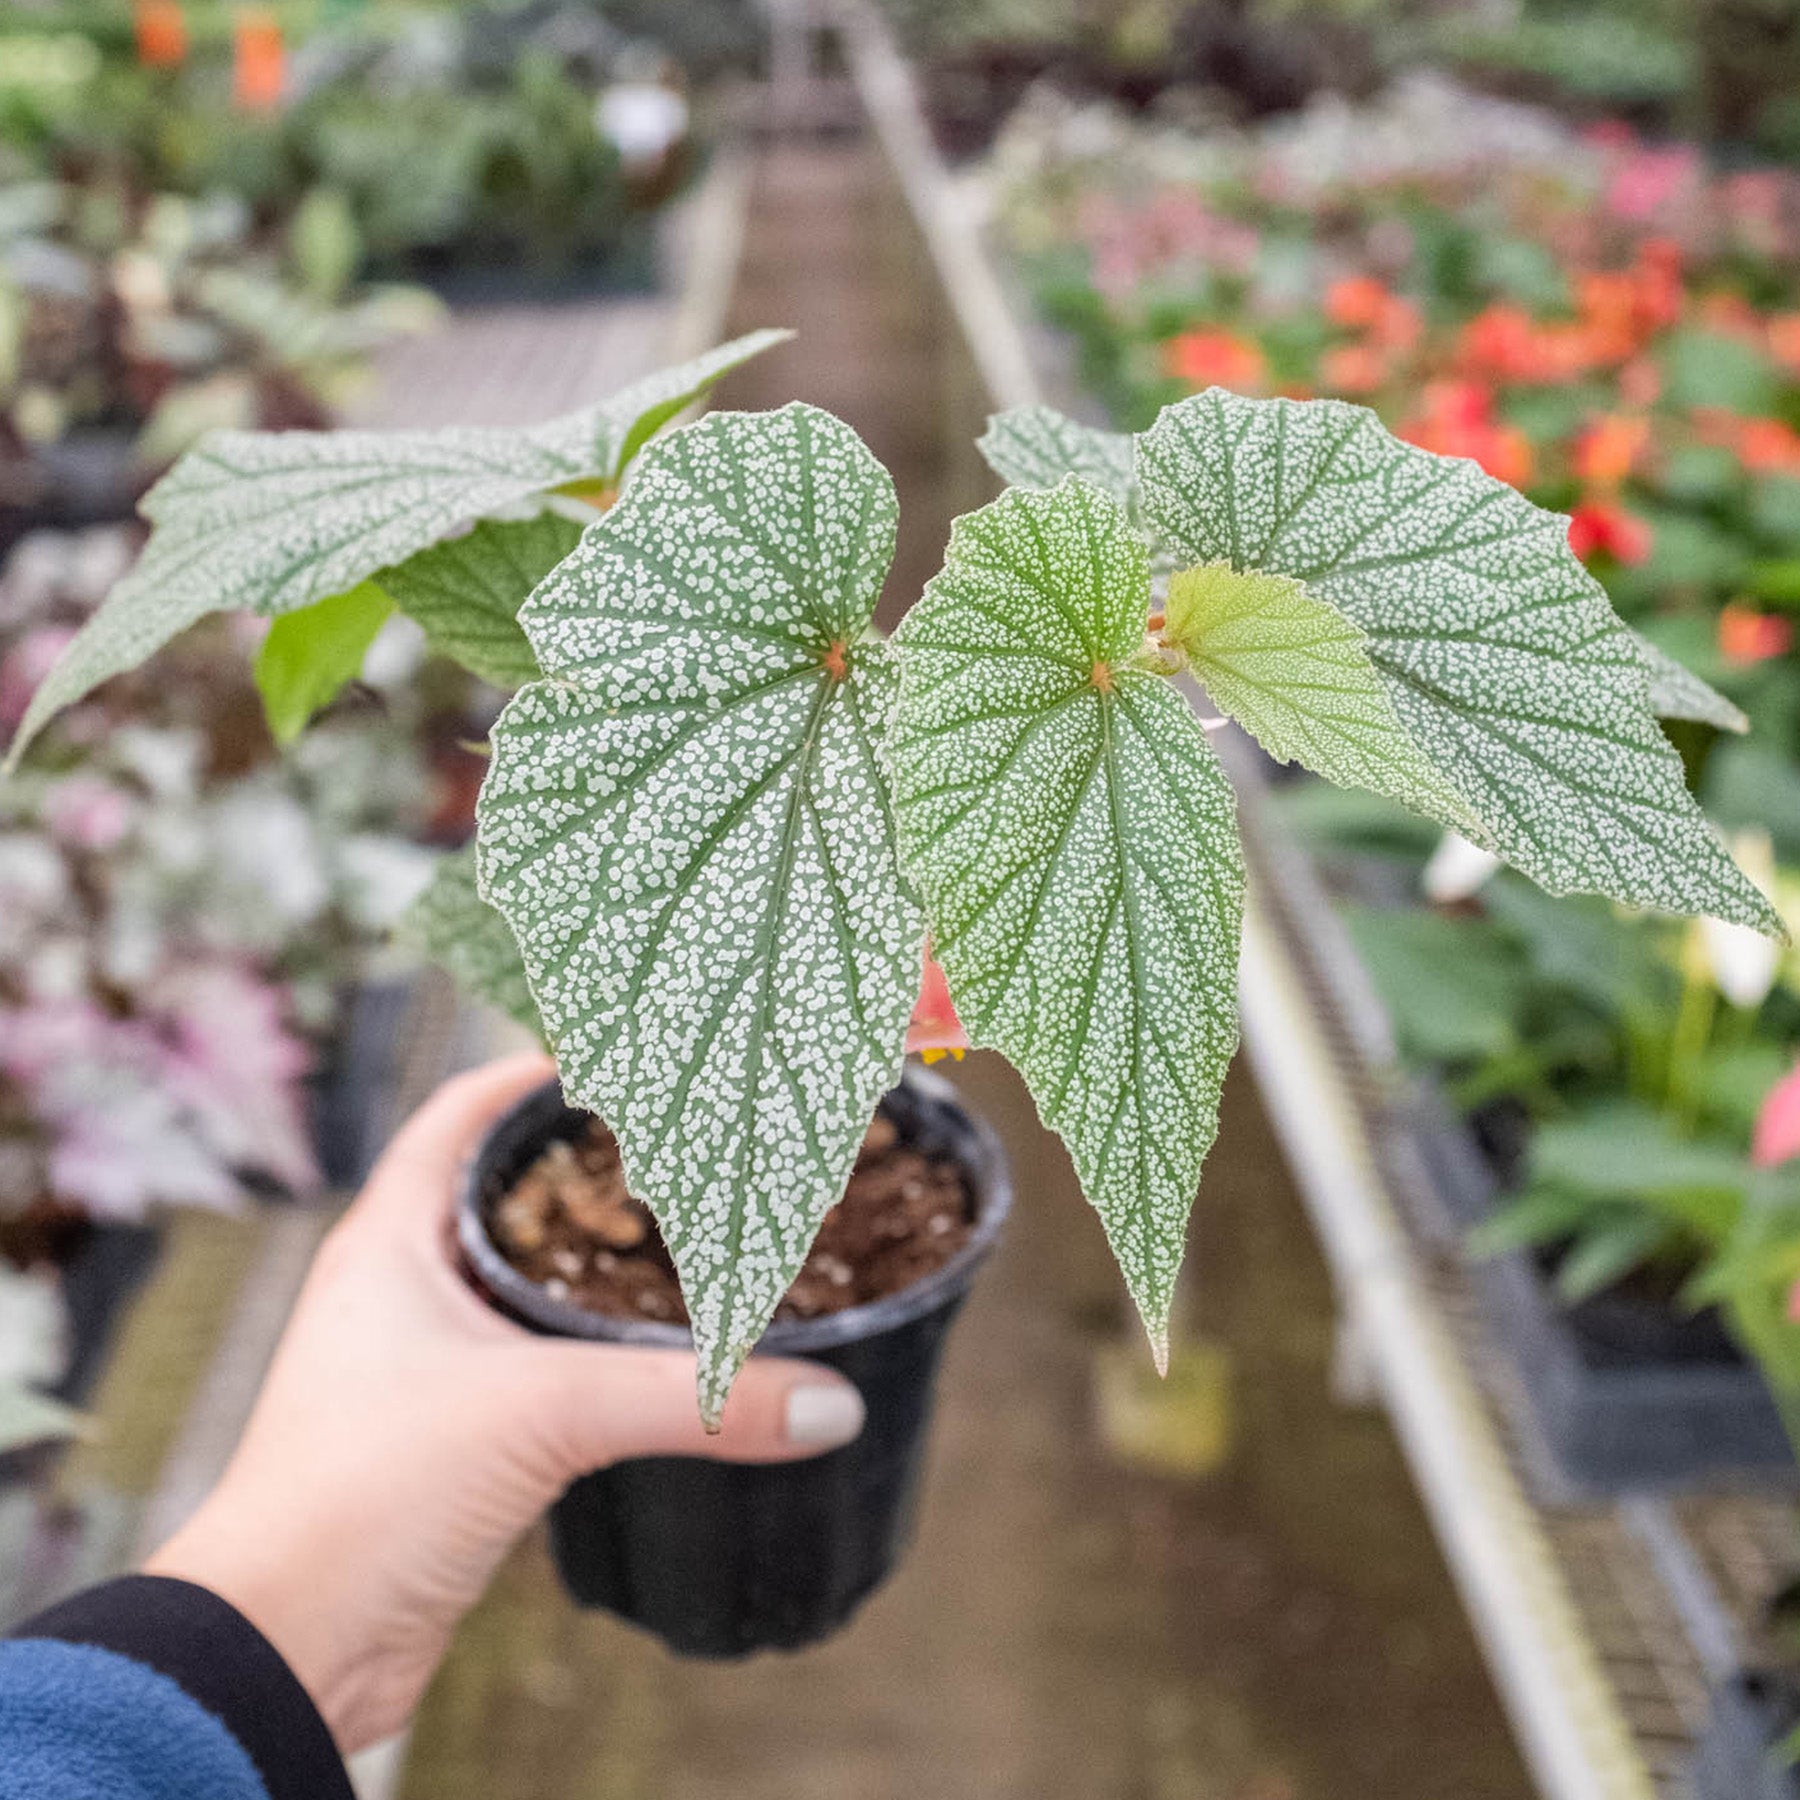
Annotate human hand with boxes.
[143,1054,865,1753]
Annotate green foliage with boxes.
[478,406,923,1423]
[976,406,1138,510]
[1479,1100,1800,1419]
[16,369,1777,1417]
[254,580,394,746]
[4,330,789,767]
[403,846,542,1037]
[1163,561,1474,822]
[888,479,1244,1366]
[1342,905,1525,1064]
[1136,392,1780,933]
[381,511,585,690]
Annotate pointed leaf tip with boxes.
[978,404,1138,511]
[478,403,922,1418]
[889,478,1242,1365]
[4,331,792,762]
[1137,389,1778,935]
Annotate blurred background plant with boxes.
[0,0,746,291]
[0,0,756,1434]
[0,162,440,540]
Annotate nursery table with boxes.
[835,6,1800,1799]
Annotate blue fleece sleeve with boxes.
[0,1638,271,1800]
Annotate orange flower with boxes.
[1701,412,1800,475]
[233,7,285,112]
[1324,275,1390,331]
[1567,501,1652,565]
[1371,294,1423,353]
[1719,602,1793,665]
[1574,414,1651,488]
[134,0,188,67]
[1164,329,1266,391]
[1319,342,1387,396]
[1768,313,1800,377]
[1398,382,1535,489]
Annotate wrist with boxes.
[143,1493,364,1751]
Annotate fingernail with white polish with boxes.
[784,1381,865,1448]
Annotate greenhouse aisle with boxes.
[396,135,1533,1800]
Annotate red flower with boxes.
[1163,330,1266,391]
[1719,602,1793,665]
[1459,305,1539,381]
[1567,502,1652,564]
[906,953,967,1064]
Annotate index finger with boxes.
[351,1052,558,1236]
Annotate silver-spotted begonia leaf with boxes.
[1137,390,1779,934]
[403,846,542,1036]
[887,476,1245,1368]
[381,510,586,689]
[6,330,790,766]
[977,405,1138,510]
[477,404,924,1422]
[1162,560,1477,825]
[1630,629,1748,734]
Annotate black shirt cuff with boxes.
[11,1574,355,1800]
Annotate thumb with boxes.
[519,1344,866,1475]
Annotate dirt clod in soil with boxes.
[490,1111,973,1325]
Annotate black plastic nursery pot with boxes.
[1406,1092,1796,1496]
[1692,1674,1800,1800]
[456,1067,1012,1658]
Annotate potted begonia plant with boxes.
[5,334,1783,1653]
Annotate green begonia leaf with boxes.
[382,510,586,689]
[402,845,542,1036]
[887,477,1244,1367]
[977,405,1138,510]
[1630,628,1748,733]
[1136,390,1779,935]
[477,405,924,1422]
[1163,561,1477,824]
[6,330,790,766]
[253,579,393,745]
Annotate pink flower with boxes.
[44,775,135,852]
[1756,1064,1800,1170]
[1606,144,1701,225]
[150,960,318,1194]
[0,627,75,736]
